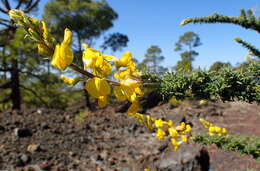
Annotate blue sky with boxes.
[100,0,260,69]
[28,0,260,69]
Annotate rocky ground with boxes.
[0,101,259,171]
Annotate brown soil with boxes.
[0,101,259,170]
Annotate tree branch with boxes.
[15,0,24,9]
[0,68,11,72]
[2,0,11,11]
[0,7,7,13]
[20,85,49,107]
[0,21,10,27]
[181,13,260,34]
[234,38,260,59]
[19,70,43,80]
[24,0,40,13]
[0,81,11,89]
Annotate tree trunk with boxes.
[83,87,93,111]
[10,58,21,110]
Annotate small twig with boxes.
[69,63,120,86]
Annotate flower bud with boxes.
[37,44,51,56]
[41,21,50,40]
[63,28,72,45]
[60,75,80,86]
[9,10,24,22]
[28,28,40,41]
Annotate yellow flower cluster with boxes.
[199,118,227,136]
[9,10,230,153]
[112,111,192,151]
[82,48,143,109]
[154,119,192,151]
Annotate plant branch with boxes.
[69,63,120,86]
[181,13,260,34]
[234,38,260,58]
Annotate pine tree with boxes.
[0,0,41,110]
[174,32,202,72]
[142,45,167,75]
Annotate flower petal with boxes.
[114,86,126,101]
[98,96,107,108]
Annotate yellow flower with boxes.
[185,124,192,133]
[173,145,180,151]
[51,28,74,70]
[63,28,72,45]
[134,87,144,96]
[156,128,165,140]
[199,99,207,105]
[37,43,51,56]
[169,96,179,106]
[176,122,186,131]
[82,45,101,68]
[85,77,111,108]
[199,118,212,128]
[145,115,154,130]
[115,51,132,69]
[82,44,112,76]
[60,75,80,86]
[171,138,180,151]
[114,78,142,103]
[98,96,107,108]
[171,138,178,146]
[181,135,188,142]
[127,101,140,115]
[167,120,174,127]
[155,119,165,128]
[168,127,178,138]
[114,86,127,101]
[222,128,227,135]
[214,126,221,134]
[114,69,132,81]
[209,132,214,136]
[41,21,49,38]
[9,9,24,22]
[209,126,215,133]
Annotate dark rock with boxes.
[141,91,164,112]
[114,101,131,113]
[20,154,30,164]
[14,128,32,137]
[15,154,31,167]
[133,144,210,171]
[41,122,49,129]
[15,158,25,167]
[198,147,210,171]
[0,125,5,134]
[39,161,53,170]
